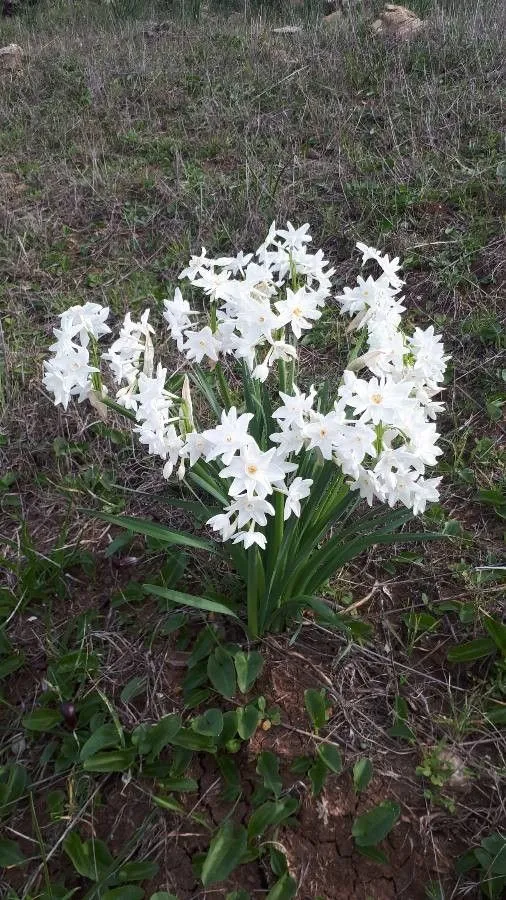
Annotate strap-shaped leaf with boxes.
[98,513,216,552]
[191,366,222,420]
[143,585,238,618]
[301,530,444,596]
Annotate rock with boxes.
[371,4,423,39]
[323,10,344,26]
[272,25,303,34]
[0,43,23,73]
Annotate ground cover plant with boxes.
[0,0,505,898]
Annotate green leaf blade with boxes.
[201,822,247,887]
[352,801,400,847]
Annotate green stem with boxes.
[285,358,295,396]
[100,394,137,422]
[215,362,233,411]
[247,546,259,639]
[266,490,285,594]
[278,359,287,394]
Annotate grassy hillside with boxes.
[0,1,505,898]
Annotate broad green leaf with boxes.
[353,758,373,794]
[266,872,297,899]
[207,647,237,698]
[83,749,136,773]
[388,696,415,743]
[136,714,182,759]
[236,704,261,740]
[170,727,217,753]
[22,708,61,731]
[0,838,25,867]
[201,821,247,887]
[270,845,288,876]
[308,758,327,797]
[144,585,237,619]
[220,710,239,745]
[256,751,282,798]
[0,652,25,680]
[218,757,242,803]
[388,721,416,741]
[0,764,27,818]
[247,797,299,841]
[234,651,264,694]
[447,638,496,663]
[290,756,312,776]
[157,777,198,793]
[456,848,479,875]
[121,677,147,703]
[79,724,121,761]
[192,709,224,738]
[103,888,144,900]
[304,688,328,733]
[316,743,343,775]
[357,845,389,865]
[352,801,400,847]
[485,705,506,726]
[484,617,506,656]
[482,838,506,875]
[99,513,216,552]
[118,861,159,882]
[63,834,114,881]
[150,894,178,900]
[188,626,218,668]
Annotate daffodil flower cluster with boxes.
[42,302,110,409]
[163,220,334,380]
[43,225,449,550]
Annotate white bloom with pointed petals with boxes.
[181,431,213,466]
[272,385,316,429]
[276,221,312,251]
[229,495,275,529]
[202,407,253,464]
[179,247,212,281]
[207,511,238,541]
[284,477,313,520]
[221,443,296,499]
[275,287,322,339]
[60,302,110,347]
[183,326,220,364]
[232,529,267,550]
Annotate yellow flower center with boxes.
[293,306,302,317]
[371,393,383,404]
[319,428,327,437]
[247,464,258,475]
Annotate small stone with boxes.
[439,749,472,791]
[323,10,344,26]
[272,25,303,34]
[371,5,424,40]
[0,43,23,73]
